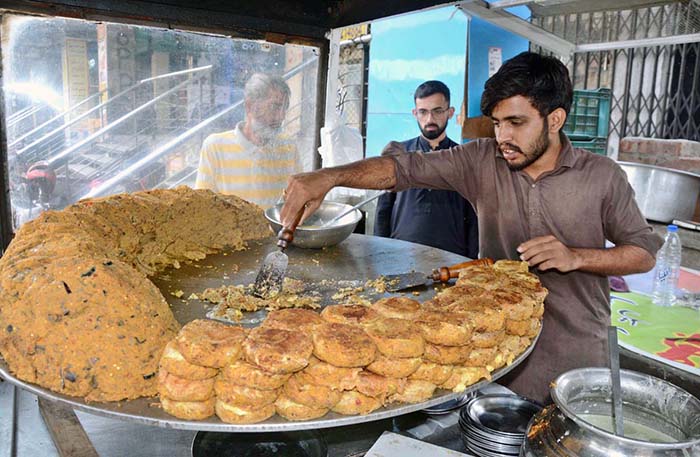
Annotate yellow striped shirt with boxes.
[194,123,300,209]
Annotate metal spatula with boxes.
[252,209,303,299]
[383,258,494,292]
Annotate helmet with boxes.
[25,161,56,196]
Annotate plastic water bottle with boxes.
[652,225,682,306]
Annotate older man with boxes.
[195,73,298,209]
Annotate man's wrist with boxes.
[570,248,585,271]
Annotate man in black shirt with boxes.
[373,80,479,258]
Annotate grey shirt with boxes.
[387,135,662,403]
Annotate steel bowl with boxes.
[264,201,362,249]
[618,161,700,223]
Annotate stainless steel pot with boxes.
[265,201,362,249]
[618,161,700,223]
[521,368,700,457]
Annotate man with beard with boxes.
[374,81,478,258]
[278,52,662,404]
[195,73,298,209]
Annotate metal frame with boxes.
[459,0,700,58]
[531,1,700,149]
[0,23,12,254]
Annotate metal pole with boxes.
[0,26,14,251]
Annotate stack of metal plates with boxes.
[422,392,475,415]
[458,394,542,457]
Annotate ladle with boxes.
[608,325,624,437]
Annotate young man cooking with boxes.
[279,52,662,404]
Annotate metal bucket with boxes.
[521,368,700,457]
[618,161,700,223]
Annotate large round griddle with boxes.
[0,234,540,432]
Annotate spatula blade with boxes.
[383,271,429,292]
[252,250,288,299]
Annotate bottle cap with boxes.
[668,224,678,232]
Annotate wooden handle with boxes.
[431,258,494,282]
[277,208,304,250]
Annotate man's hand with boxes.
[517,235,582,272]
[280,170,336,227]
[280,156,398,228]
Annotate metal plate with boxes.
[462,394,543,437]
[0,234,540,432]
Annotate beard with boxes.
[500,120,550,171]
[249,117,282,144]
[419,121,447,140]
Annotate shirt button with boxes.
[531,184,536,188]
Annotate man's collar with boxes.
[555,133,576,169]
[235,121,259,150]
[418,135,452,150]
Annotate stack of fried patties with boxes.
[158,319,247,420]
[423,259,547,385]
[217,310,315,424]
[156,260,547,424]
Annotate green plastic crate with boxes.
[571,137,608,156]
[564,88,612,139]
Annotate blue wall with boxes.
[365,6,468,157]
[466,5,530,119]
[364,4,532,153]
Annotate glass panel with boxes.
[2,14,320,229]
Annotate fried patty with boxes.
[491,290,533,321]
[262,308,325,333]
[312,322,376,368]
[415,309,473,346]
[159,340,217,380]
[492,259,530,273]
[370,297,421,320]
[320,304,381,326]
[354,370,405,401]
[214,376,279,407]
[274,393,329,421]
[302,356,360,390]
[366,354,422,378]
[505,276,549,304]
[471,330,506,349]
[388,380,436,404]
[440,366,490,392]
[219,360,290,390]
[331,390,382,415]
[242,326,313,374]
[175,319,247,368]
[284,371,343,409]
[423,343,472,365]
[161,396,215,420]
[464,346,499,368]
[362,317,424,358]
[505,318,531,336]
[527,318,542,338]
[455,266,500,289]
[157,368,214,402]
[215,399,275,424]
[408,362,454,385]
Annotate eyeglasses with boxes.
[416,107,449,118]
